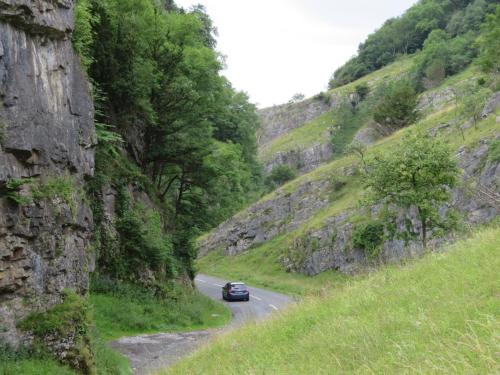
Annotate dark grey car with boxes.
[222,282,250,301]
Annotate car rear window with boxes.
[231,283,247,290]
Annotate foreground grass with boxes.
[0,332,131,375]
[167,226,500,374]
[0,357,74,375]
[91,281,231,341]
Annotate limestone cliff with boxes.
[0,0,95,346]
[258,94,337,147]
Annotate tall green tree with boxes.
[365,132,459,248]
[477,5,500,74]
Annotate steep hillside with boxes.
[169,225,500,374]
[258,57,413,174]
[199,64,500,291]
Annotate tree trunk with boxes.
[422,218,427,249]
[417,206,427,249]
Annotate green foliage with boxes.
[352,220,385,258]
[458,83,491,127]
[32,176,78,212]
[330,175,347,193]
[331,82,392,158]
[18,290,95,374]
[202,141,257,227]
[373,80,418,129]
[2,176,79,211]
[90,277,230,340]
[329,0,497,88]
[477,5,500,74]
[365,132,460,248]
[313,91,331,105]
[83,0,262,247]
[488,139,500,163]
[354,83,369,101]
[2,178,34,205]
[95,122,123,157]
[106,188,176,281]
[73,0,98,72]
[265,165,297,191]
[414,29,479,87]
[19,290,89,338]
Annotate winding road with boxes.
[110,274,293,375]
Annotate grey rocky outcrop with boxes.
[200,138,499,276]
[0,0,95,346]
[258,94,338,146]
[482,91,500,118]
[263,142,333,174]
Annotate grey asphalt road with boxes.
[110,274,293,375]
[195,274,293,326]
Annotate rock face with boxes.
[258,94,337,146]
[199,138,499,275]
[263,142,334,174]
[0,0,95,346]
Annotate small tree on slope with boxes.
[364,132,459,249]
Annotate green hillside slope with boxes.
[167,225,500,374]
[198,66,499,295]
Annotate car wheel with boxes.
[246,297,249,301]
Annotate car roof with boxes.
[230,282,245,285]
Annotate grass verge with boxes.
[90,279,231,341]
[166,226,500,374]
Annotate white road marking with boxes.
[269,304,279,311]
[251,295,262,301]
[214,283,223,287]
[197,279,207,283]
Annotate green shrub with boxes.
[265,165,297,190]
[2,178,34,205]
[373,80,418,129]
[352,220,385,257]
[32,176,76,209]
[355,83,370,101]
[100,187,177,281]
[330,176,347,192]
[314,92,331,105]
[73,0,98,72]
[1,176,79,211]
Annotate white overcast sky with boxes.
[175,0,416,108]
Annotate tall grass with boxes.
[168,226,500,374]
[90,279,231,341]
